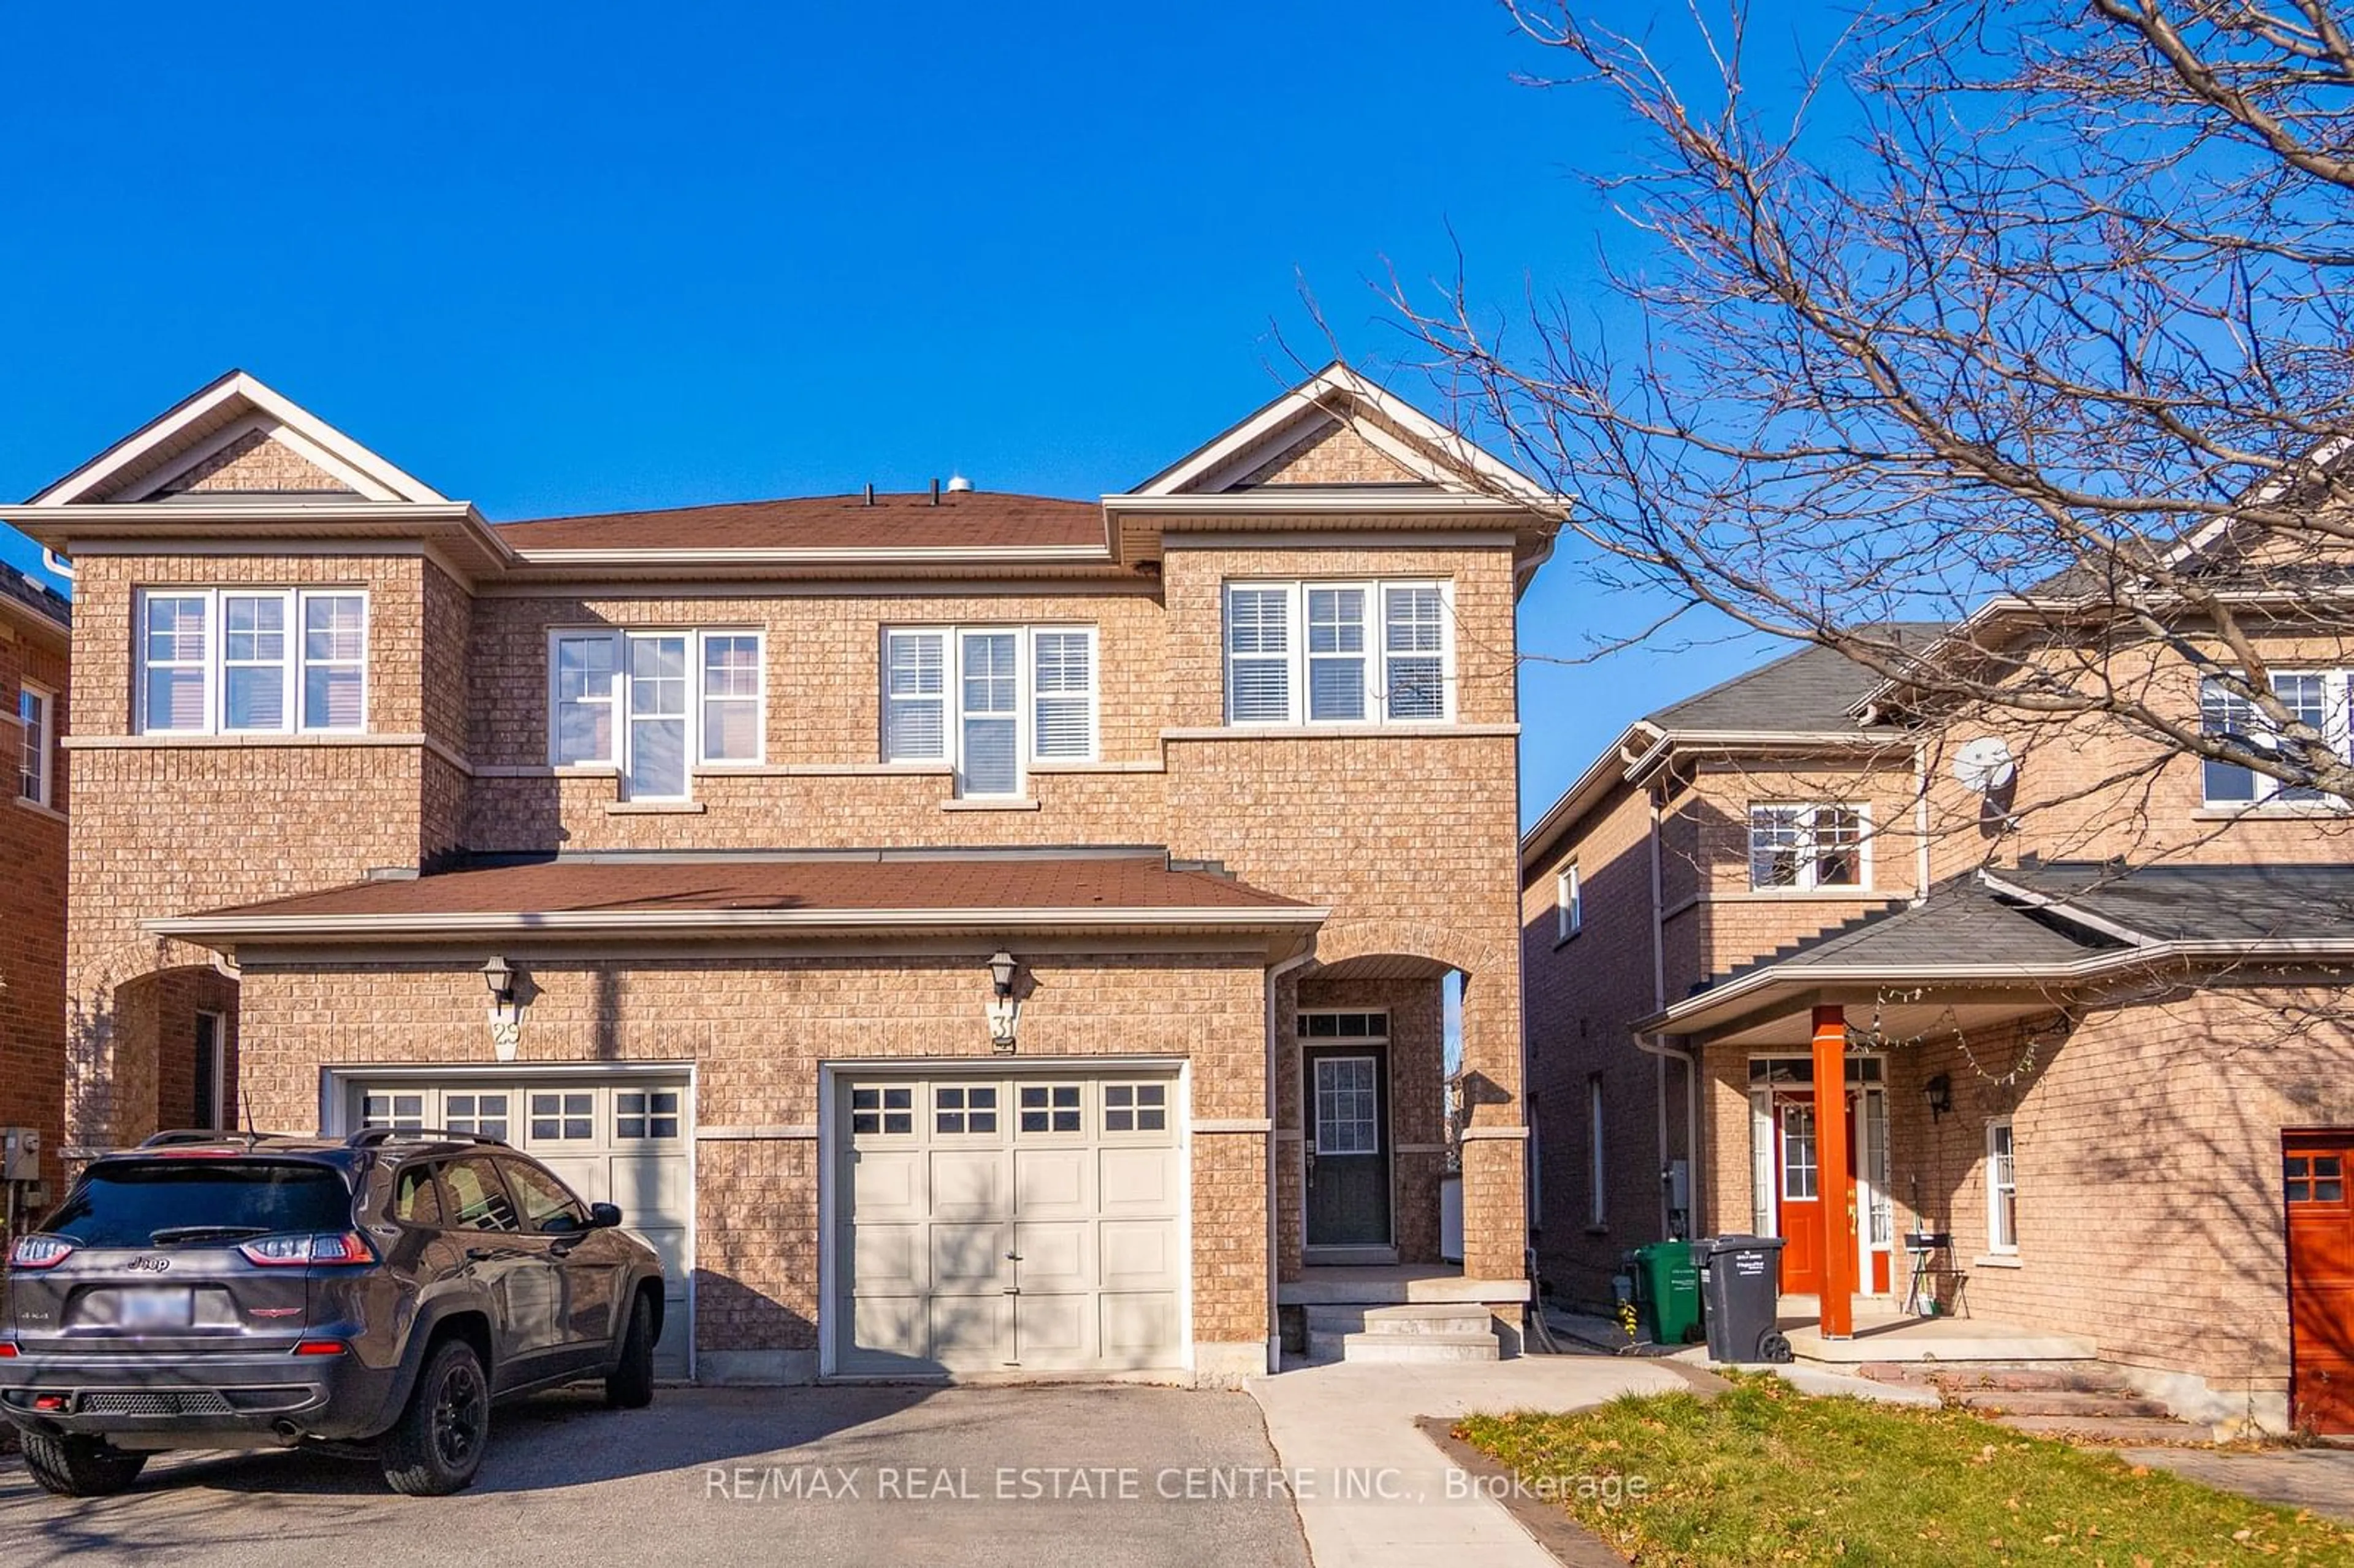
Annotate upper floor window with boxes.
[17,682,53,807]
[880,625,1098,797]
[2200,671,2348,806]
[549,628,764,798]
[1555,864,1582,941]
[1222,580,1452,726]
[1748,803,1867,891]
[136,588,367,736]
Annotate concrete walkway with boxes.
[1247,1353,1685,1568]
[2119,1447,2354,1528]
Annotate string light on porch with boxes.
[1839,987,2067,1089]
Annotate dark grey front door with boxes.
[1305,1047,1390,1247]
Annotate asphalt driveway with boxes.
[0,1384,1311,1568]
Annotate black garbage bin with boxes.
[1697,1234,1793,1363]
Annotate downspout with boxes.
[40,549,74,582]
[1912,737,1932,903]
[1645,774,1700,1238]
[1263,945,1316,1376]
[1649,783,1670,1236]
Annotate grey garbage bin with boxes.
[1697,1235,1793,1363]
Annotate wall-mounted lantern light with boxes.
[987,950,1021,1053]
[1924,1073,1952,1122]
[482,955,522,1062]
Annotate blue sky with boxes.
[0,1,1805,823]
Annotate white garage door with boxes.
[352,1075,691,1380]
[834,1068,1184,1376]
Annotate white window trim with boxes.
[2200,669,2352,809]
[1747,801,1873,892]
[194,1010,227,1132]
[1221,579,1457,728]
[1986,1117,2019,1255]
[878,624,1100,797]
[134,587,370,737]
[1556,863,1582,942]
[544,627,768,796]
[1586,1074,1607,1229]
[18,680,53,808]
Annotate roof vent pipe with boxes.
[930,478,941,506]
[863,484,875,507]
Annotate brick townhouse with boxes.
[1524,584,2354,1432]
[0,568,70,1238]
[9,365,1556,1385]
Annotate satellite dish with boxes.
[1951,737,2016,795]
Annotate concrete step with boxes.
[1337,1330,1500,1364]
[1954,1389,2176,1420]
[1306,1303,1495,1336]
[1997,1414,2207,1445]
[1857,1361,2130,1393]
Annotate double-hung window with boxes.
[2200,671,2350,806]
[18,682,53,807]
[1748,803,1868,891]
[880,625,1098,797]
[547,628,764,797]
[1986,1119,2019,1254]
[1221,580,1453,725]
[1555,864,1582,941]
[134,588,368,736]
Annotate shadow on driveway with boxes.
[3,1383,1308,1568]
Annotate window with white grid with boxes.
[1748,803,1869,891]
[1222,580,1452,725]
[137,588,368,735]
[547,627,764,795]
[879,625,1099,793]
[2200,671,2351,806]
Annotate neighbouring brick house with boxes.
[10,365,1555,1385]
[0,567,70,1238]
[1524,596,2354,1433]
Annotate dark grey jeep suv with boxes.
[0,1128,666,1497]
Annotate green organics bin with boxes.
[1625,1240,1702,1345]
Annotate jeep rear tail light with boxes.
[0,1342,19,1358]
[292,1340,348,1357]
[8,1235,75,1270]
[238,1232,376,1267]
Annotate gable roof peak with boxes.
[24,369,449,508]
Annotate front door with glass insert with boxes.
[1304,1047,1390,1248]
[1750,1057,1891,1296]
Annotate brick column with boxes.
[1459,972,1526,1281]
[1811,1004,1854,1339]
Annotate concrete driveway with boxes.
[1,1385,1309,1568]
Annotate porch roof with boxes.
[145,848,1328,959]
[1640,859,2354,1047]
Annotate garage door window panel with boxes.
[445,1092,509,1141]
[1103,1083,1168,1135]
[363,1092,425,1132]
[616,1089,681,1141]
[530,1091,596,1143]
[1019,1084,1083,1135]
[851,1086,914,1137]
[934,1084,999,1136]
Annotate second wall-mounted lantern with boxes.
[987,950,1021,1053]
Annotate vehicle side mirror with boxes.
[589,1202,623,1229]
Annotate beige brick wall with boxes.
[234,950,1272,1355]
[68,530,1531,1305]
[0,614,69,1225]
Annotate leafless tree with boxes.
[1381,0,2354,816]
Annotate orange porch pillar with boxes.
[1810,1004,1854,1340]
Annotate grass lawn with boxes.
[1457,1374,2354,1566]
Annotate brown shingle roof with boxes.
[494,492,1107,554]
[172,854,1311,927]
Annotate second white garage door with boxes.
[832,1068,1185,1376]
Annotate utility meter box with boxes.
[3,1125,42,1183]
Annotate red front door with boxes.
[2287,1133,2354,1435]
[1773,1092,1860,1296]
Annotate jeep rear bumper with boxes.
[0,1350,402,1446]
